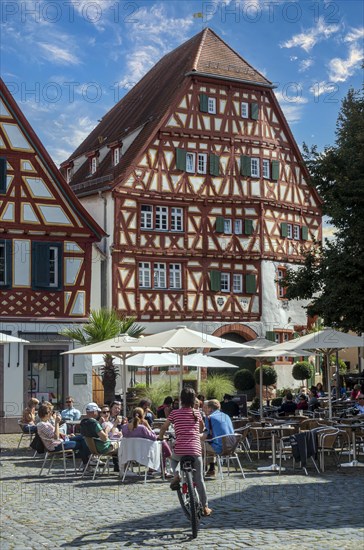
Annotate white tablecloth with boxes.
[118,437,161,471]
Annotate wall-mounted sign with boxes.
[73,373,87,385]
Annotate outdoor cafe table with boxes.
[255,424,296,472]
[337,421,364,468]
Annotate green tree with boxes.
[292,361,314,385]
[61,309,144,403]
[234,369,255,392]
[254,365,277,404]
[284,87,364,333]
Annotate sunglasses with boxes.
[66,401,73,403]
[102,410,110,413]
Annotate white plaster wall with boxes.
[261,260,309,332]
[274,362,302,391]
[1,321,93,420]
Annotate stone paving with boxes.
[1,433,364,550]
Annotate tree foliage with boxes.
[234,369,255,392]
[61,309,144,403]
[292,361,314,383]
[284,87,364,333]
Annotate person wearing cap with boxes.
[220,394,240,418]
[354,394,364,414]
[80,403,119,470]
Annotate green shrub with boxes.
[254,365,277,386]
[134,380,178,411]
[271,397,283,407]
[234,369,255,392]
[200,374,235,401]
[292,361,314,383]
[249,397,260,411]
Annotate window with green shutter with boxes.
[280,223,288,238]
[210,270,221,292]
[271,160,280,180]
[199,93,208,113]
[301,226,308,240]
[209,153,220,176]
[0,239,12,288]
[245,274,256,294]
[175,148,186,171]
[251,103,259,120]
[265,331,276,342]
[215,216,225,233]
[244,219,253,235]
[0,157,7,194]
[240,155,251,177]
[32,242,62,290]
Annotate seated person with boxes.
[354,394,364,414]
[37,403,89,465]
[98,405,115,434]
[296,394,309,411]
[21,398,39,434]
[308,388,320,411]
[203,399,235,477]
[278,392,297,415]
[139,399,154,427]
[315,383,325,398]
[157,396,173,419]
[220,394,240,418]
[80,402,119,470]
[171,397,180,410]
[109,401,127,432]
[122,407,172,477]
[350,384,361,401]
[61,396,81,422]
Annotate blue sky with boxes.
[2,0,363,170]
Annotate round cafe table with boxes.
[256,425,295,472]
[338,422,364,468]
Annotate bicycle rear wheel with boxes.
[177,483,191,520]
[185,470,199,538]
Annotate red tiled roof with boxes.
[65,28,272,194]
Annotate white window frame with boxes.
[0,243,6,286]
[139,262,151,288]
[169,264,182,289]
[113,147,120,166]
[141,205,153,230]
[224,218,232,234]
[186,152,196,173]
[171,207,183,232]
[208,97,216,114]
[241,102,249,118]
[155,206,168,231]
[233,273,243,293]
[197,153,207,174]
[48,246,58,288]
[287,224,293,239]
[262,159,270,179]
[234,220,242,235]
[293,225,300,240]
[66,167,73,183]
[251,158,260,178]
[91,157,97,174]
[154,263,167,289]
[220,273,230,292]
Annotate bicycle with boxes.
[174,455,203,539]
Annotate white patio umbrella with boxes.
[268,329,364,418]
[91,352,179,368]
[183,352,238,392]
[129,326,251,392]
[210,336,275,355]
[62,335,170,416]
[0,332,29,344]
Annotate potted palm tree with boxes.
[61,309,144,403]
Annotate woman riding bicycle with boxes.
[159,386,212,516]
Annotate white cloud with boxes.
[279,105,304,124]
[38,43,81,65]
[290,56,298,62]
[309,81,337,97]
[275,90,308,105]
[299,58,314,72]
[280,17,340,52]
[328,45,363,82]
[344,27,364,43]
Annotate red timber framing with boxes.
[63,28,322,324]
[0,79,104,319]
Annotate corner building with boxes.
[62,29,322,343]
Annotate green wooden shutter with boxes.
[32,242,50,289]
[0,157,7,194]
[175,148,186,171]
[301,226,308,240]
[251,103,259,120]
[245,274,256,294]
[209,153,220,176]
[281,223,288,238]
[271,160,280,180]
[215,216,225,233]
[199,93,208,113]
[240,155,251,176]
[244,219,253,235]
[265,331,276,342]
[210,270,221,292]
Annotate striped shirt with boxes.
[168,407,202,456]
[37,421,63,451]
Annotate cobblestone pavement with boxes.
[1,434,364,550]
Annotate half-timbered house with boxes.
[0,79,104,432]
[61,28,322,346]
